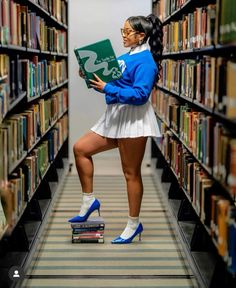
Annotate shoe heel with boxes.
[139,232,142,241]
[98,208,101,216]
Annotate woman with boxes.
[69,14,163,244]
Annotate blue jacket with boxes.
[103,49,157,106]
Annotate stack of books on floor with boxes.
[71,216,105,243]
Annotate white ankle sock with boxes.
[120,216,140,239]
[78,192,95,216]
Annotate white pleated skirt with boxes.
[91,101,161,138]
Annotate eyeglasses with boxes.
[120,28,137,37]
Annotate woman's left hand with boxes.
[89,74,106,92]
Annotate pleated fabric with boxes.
[91,101,161,138]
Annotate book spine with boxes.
[71,223,105,229]
[72,238,104,243]
[74,49,91,88]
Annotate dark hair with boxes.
[127,14,163,81]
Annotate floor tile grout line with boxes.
[25,274,195,279]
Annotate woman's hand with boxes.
[89,74,106,92]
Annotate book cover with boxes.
[71,223,105,230]
[72,233,104,240]
[217,199,230,258]
[226,61,236,119]
[72,226,104,233]
[74,39,122,88]
[70,216,105,229]
[72,230,104,237]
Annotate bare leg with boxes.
[69,132,118,222]
[118,137,148,217]
[73,131,117,192]
[110,137,147,240]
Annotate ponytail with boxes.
[127,14,163,82]
[146,14,163,63]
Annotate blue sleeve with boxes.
[103,64,157,106]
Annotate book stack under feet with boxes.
[71,216,105,243]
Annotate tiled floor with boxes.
[23,157,198,288]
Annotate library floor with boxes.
[22,157,198,288]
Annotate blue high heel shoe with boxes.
[111,223,143,244]
[68,199,100,223]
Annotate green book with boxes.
[74,39,122,88]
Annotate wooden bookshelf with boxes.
[152,0,236,287]
[0,0,69,287]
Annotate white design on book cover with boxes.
[77,50,122,79]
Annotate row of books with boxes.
[153,89,236,195]
[0,89,68,182]
[23,114,68,201]
[0,115,68,239]
[155,1,236,51]
[32,0,67,25]
[71,217,105,244]
[0,0,67,52]
[0,113,68,229]
[153,0,188,22]
[160,57,236,117]
[157,126,236,272]
[158,127,213,212]
[1,142,50,229]
[26,11,67,52]
[162,5,217,52]
[0,53,68,121]
[23,57,67,99]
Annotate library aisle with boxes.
[22,158,198,288]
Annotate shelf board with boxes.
[169,199,182,219]
[24,221,41,250]
[0,268,14,288]
[178,220,217,275]
[38,199,51,219]
[49,182,58,198]
[8,152,28,175]
[8,91,27,113]
[191,251,217,288]
[178,221,196,249]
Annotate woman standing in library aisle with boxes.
[69,14,163,244]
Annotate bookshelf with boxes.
[0,0,69,287]
[151,0,236,287]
